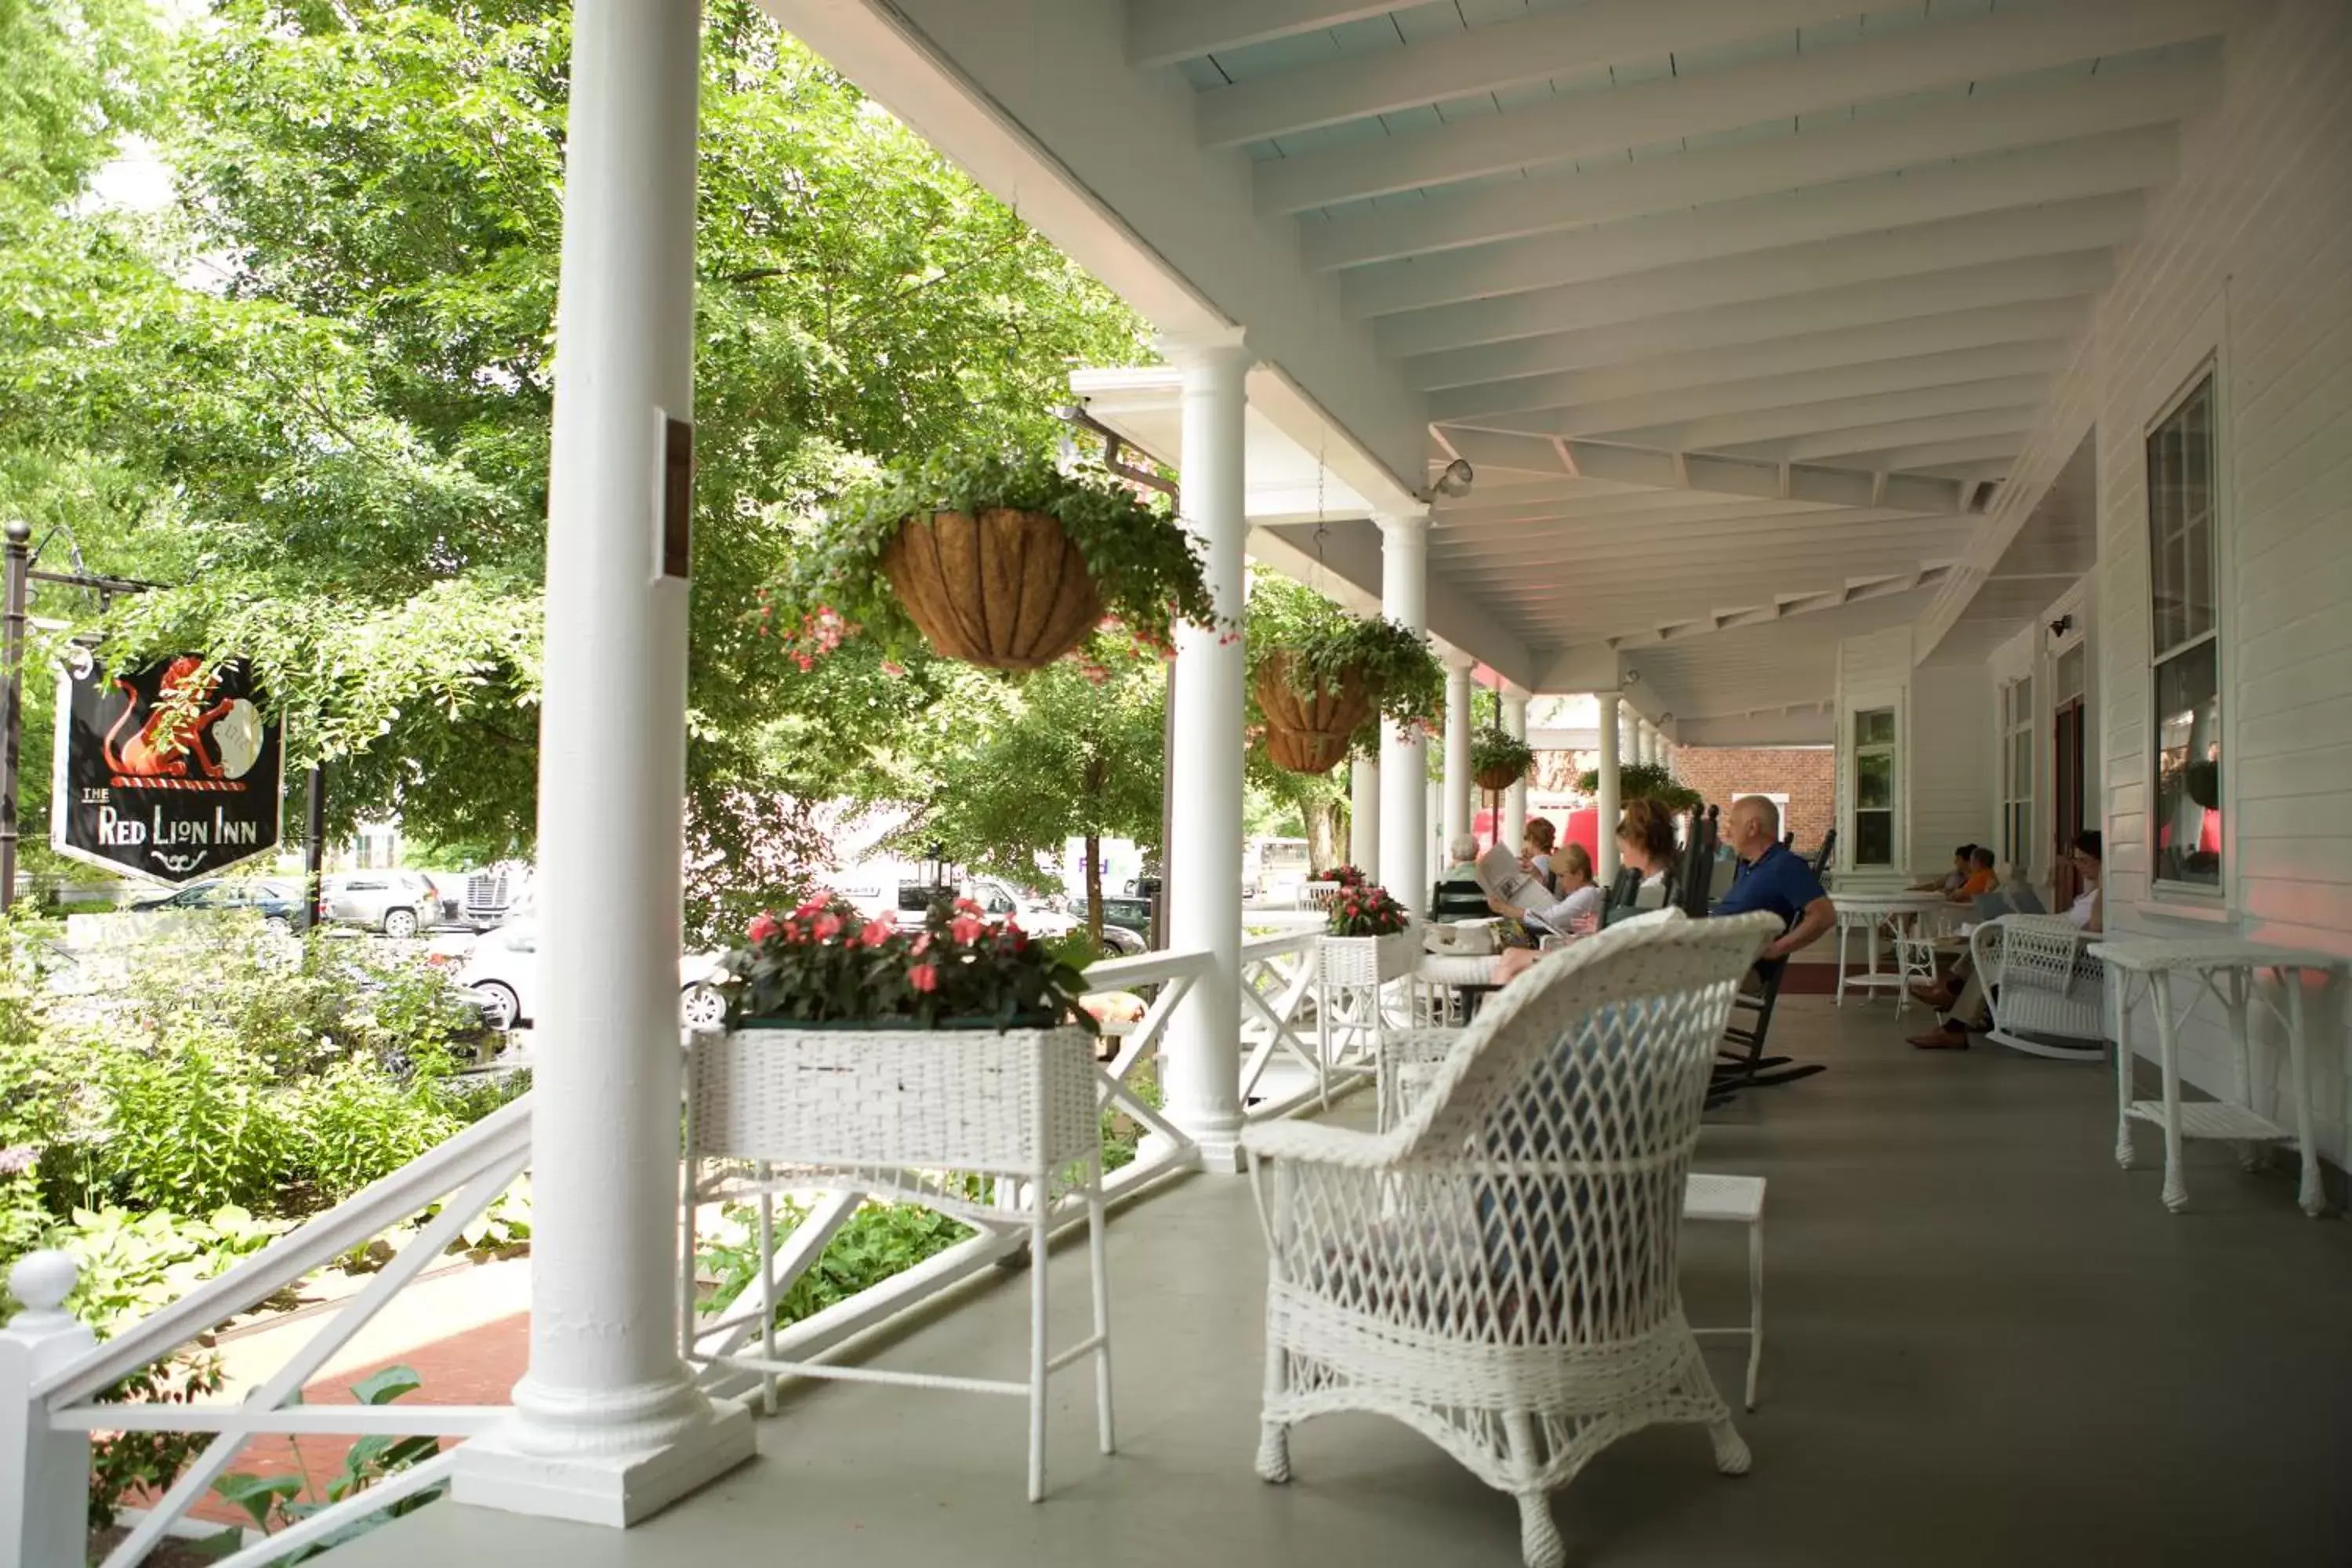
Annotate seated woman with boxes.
[1492,802,1679,983]
[1521,817,1559,892]
[1907,830,2103,1051]
[1486,842,1602,938]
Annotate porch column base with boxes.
[454,1396,754,1527]
[1152,1120,1245,1174]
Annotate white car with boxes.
[452,920,728,1033]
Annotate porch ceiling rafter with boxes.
[1344,127,2176,319]
[1433,427,1975,517]
[1459,551,1952,597]
[1403,250,2114,392]
[1598,570,1951,647]
[1302,55,2214,271]
[1250,0,2239,214]
[1713,407,2044,465]
[1453,344,2064,441]
[1804,434,2029,474]
[1376,196,2146,359]
[1432,492,1842,532]
[1123,0,1394,71]
[1578,377,2053,458]
[1434,514,1951,567]
[1197,0,1837,151]
[1426,297,2089,425]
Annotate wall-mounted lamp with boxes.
[1432,458,1475,498]
[2048,613,2075,638]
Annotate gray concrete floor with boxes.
[332,998,2352,1566]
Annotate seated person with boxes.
[1913,844,1976,894]
[1442,833,1482,880]
[1909,831,2103,1050]
[1486,842,1603,937]
[1944,845,1998,903]
[1715,795,1837,962]
[1493,802,1681,982]
[1520,817,1559,892]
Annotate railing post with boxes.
[2,1252,96,1568]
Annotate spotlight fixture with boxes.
[1432,458,1475,498]
[2049,613,2076,637]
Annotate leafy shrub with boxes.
[697,1197,972,1329]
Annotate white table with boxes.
[1831,891,1952,1006]
[2091,938,2347,1216]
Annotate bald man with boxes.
[1715,796,1836,962]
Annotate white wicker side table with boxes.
[1683,1174,1766,1412]
[1831,892,1949,1007]
[683,1023,1113,1500]
[2092,938,2347,1216]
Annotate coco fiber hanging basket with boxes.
[1254,654,1372,775]
[880,507,1103,672]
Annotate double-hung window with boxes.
[2147,372,2222,892]
[2000,677,2033,871]
[1853,708,1896,867]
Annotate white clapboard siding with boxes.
[2074,0,2352,1163]
[1909,661,1994,876]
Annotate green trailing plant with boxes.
[722,892,1097,1031]
[1577,760,1703,815]
[1469,726,1537,788]
[770,451,1214,666]
[695,1198,974,1330]
[1325,884,1412,938]
[1244,576,1443,754]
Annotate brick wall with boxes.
[1671,747,1835,853]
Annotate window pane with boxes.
[1856,810,1893,866]
[2011,739,2031,799]
[2147,375,2217,657]
[2185,510,2215,641]
[1857,751,1893,809]
[2152,639,2222,890]
[1856,708,1894,747]
[2057,644,2084,701]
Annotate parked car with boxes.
[463,864,530,929]
[128,878,303,931]
[317,870,441,938]
[1075,895,1152,956]
[415,871,469,929]
[452,920,728,1033]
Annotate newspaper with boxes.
[1471,845,1547,912]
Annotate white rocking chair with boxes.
[1971,914,2107,1062]
[1244,910,1780,1568]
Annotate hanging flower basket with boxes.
[1471,725,1537,793]
[1252,655,1370,774]
[1245,579,1443,776]
[768,452,1214,673]
[881,507,1102,671]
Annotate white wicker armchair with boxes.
[1970,914,2107,1061]
[1243,910,1780,1568]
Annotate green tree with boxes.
[916,639,1165,945]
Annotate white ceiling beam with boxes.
[1457,554,1947,593]
[1435,493,1836,532]
[1404,251,2113,391]
[1825,435,2030,473]
[1431,483,1750,525]
[1435,427,1968,516]
[1345,126,2174,318]
[1303,56,2214,270]
[1376,194,2143,358]
[1427,297,2089,423]
[1252,0,2243,212]
[1915,459,2027,484]
[1198,0,1836,149]
[1716,407,2045,465]
[1443,532,1950,576]
[1437,505,1943,554]
[1605,380,2054,456]
[1456,343,2066,441]
[1124,0,1394,71]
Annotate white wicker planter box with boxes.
[1320,926,1423,986]
[690,1022,1100,1176]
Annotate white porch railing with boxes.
[1,938,1348,1565]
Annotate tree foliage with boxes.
[0,0,1151,927]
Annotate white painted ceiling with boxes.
[774,0,2256,733]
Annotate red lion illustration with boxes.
[104,656,236,780]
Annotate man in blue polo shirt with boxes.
[1715,797,1836,960]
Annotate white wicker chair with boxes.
[1245,910,1780,1568]
[1970,914,2107,1062]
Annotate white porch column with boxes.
[1377,511,1430,916]
[1636,718,1657,768]
[1441,654,1474,856]
[1348,754,1380,878]
[1501,687,1530,853]
[1160,328,1251,1174]
[460,0,753,1523]
[1595,690,1623,885]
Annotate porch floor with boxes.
[332,997,2352,1566]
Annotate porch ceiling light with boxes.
[1432,458,1475,499]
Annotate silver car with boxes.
[318,870,441,939]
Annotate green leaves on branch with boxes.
[1470,726,1536,786]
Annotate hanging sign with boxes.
[51,652,284,883]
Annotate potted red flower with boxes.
[1321,882,1420,982]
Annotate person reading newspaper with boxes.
[1481,841,1603,938]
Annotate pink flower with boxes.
[858,918,892,947]
[881,659,906,677]
[953,897,983,916]
[949,913,985,944]
[747,913,779,944]
[909,962,938,993]
[811,913,842,942]
[912,933,931,955]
